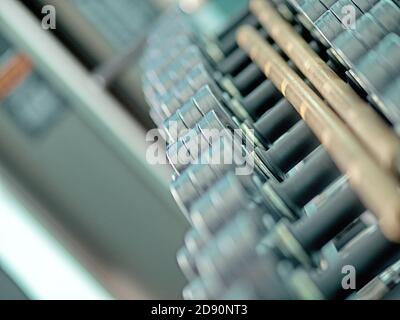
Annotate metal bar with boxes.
[250,0,400,176]
[237,25,400,242]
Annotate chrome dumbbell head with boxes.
[184,85,223,127]
[332,12,389,69]
[221,252,292,300]
[171,64,215,104]
[382,76,400,126]
[145,60,207,117]
[182,277,214,300]
[147,16,193,49]
[292,225,400,300]
[162,85,222,143]
[195,205,267,287]
[154,51,206,96]
[143,35,192,69]
[190,172,262,235]
[170,130,249,216]
[355,34,400,95]
[145,46,204,89]
[295,0,327,24]
[166,110,227,174]
[184,228,210,259]
[369,0,400,35]
[178,226,213,280]
[155,64,217,121]
[171,171,203,220]
[177,246,199,281]
[185,247,293,299]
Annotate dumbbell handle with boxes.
[241,57,296,119]
[259,120,320,180]
[218,48,251,76]
[219,14,260,56]
[232,42,284,96]
[233,62,266,95]
[312,226,400,299]
[216,8,251,41]
[242,79,282,119]
[271,147,341,214]
[290,184,365,253]
[254,98,301,145]
[221,22,303,75]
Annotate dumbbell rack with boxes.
[141,0,400,299]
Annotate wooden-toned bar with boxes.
[249,0,400,176]
[237,25,400,242]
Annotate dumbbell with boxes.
[145,21,333,153]
[183,201,288,299]
[151,0,400,302]
[177,227,210,280]
[266,183,366,267]
[177,147,343,279]
[220,254,293,300]
[168,118,321,220]
[297,1,399,69]
[144,19,320,126]
[189,147,341,244]
[291,0,337,26]
[381,76,400,126]
[356,259,400,300]
[177,147,341,282]
[312,0,375,46]
[163,59,327,173]
[142,7,266,83]
[145,47,284,128]
[313,0,399,61]
[218,224,400,300]
[145,0,296,69]
[144,26,269,97]
[289,225,400,299]
[169,129,254,218]
[146,26,322,121]
[143,21,266,91]
[331,6,399,70]
[156,55,346,146]
[148,57,278,125]
[383,282,400,300]
[186,145,341,241]
[142,9,233,67]
[189,251,296,300]
[145,36,293,127]
[353,33,400,97]
[169,116,320,216]
[154,31,328,145]
[187,204,269,298]
[293,1,400,114]
[144,5,260,68]
[184,183,365,298]
[147,0,390,122]
[161,74,296,145]
[213,6,309,77]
